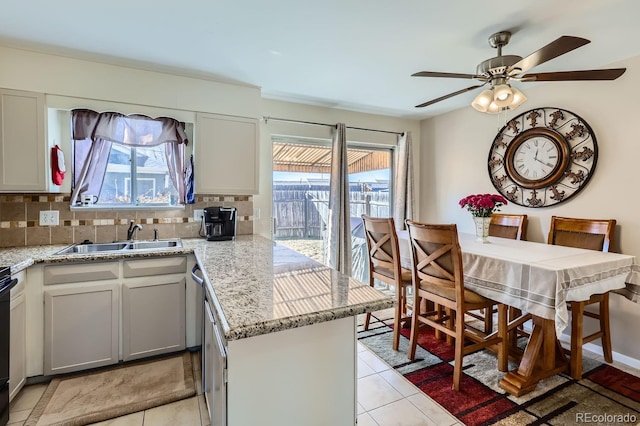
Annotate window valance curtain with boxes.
[70,109,188,205]
[72,109,188,147]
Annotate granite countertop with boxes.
[0,235,394,341]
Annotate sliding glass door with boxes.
[272,137,393,283]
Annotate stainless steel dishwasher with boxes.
[191,264,227,426]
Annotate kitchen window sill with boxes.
[70,205,186,212]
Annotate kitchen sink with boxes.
[55,242,129,255]
[54,239,182,255]
[126,239,182,250]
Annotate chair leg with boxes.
[497,304,508,372]
[484,306,494,334]
[434,303,443,341]
[363,312,371,331]
[408,295,420,360]
[508,307,523,352]
[600,293,613,363]
[392,284,403,351]
[570,301,585,380]
[452,309,465,391]
[363,277,375,331]
[445,308,454,346]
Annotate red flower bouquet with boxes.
[459,193,508,217]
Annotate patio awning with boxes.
[273,142,390,174]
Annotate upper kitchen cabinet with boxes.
[0,89,46,191]
[195,112,259,195]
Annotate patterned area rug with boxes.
[25,351,196,426]
[358,312,640,426]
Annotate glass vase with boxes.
[473,216,491,243]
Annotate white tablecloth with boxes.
[397,231,640,337]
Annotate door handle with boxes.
[191,264,204,287]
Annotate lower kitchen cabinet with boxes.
[222,317,357,426]
[122,256,187,361]
[9,271,26,401]
[122,275,186,361]
[28,255,189,377]
[43,282,119,375]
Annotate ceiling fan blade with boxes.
[510,36,591,74]
[412,71,479,79]
[521,68,626,81]
[415,84,485,108]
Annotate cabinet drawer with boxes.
[44,262,119,285]
[123,256,187,278]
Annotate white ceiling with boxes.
[1,0,639,119]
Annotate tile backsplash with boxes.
[0,193,253,248]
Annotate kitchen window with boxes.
[70,109,188,208]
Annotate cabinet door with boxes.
[122,275,186,361]
[9,274,26,402]
[0,89,46,191]
[195,113,259,195]
[44,283,119,375]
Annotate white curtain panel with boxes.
[326,123,352,275]
[393,131,415,231]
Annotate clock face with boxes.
[512,136,559,181]
[488,108,598,208]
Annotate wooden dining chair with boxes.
[470,214,528,340]
[405,219,507,391]
[361,215,413,351]
[489,213,528,241]
[548,215,616,379]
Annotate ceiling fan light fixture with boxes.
[486,101,503,115]
[493,84,514,107]
[471,89,494,112]
[508,87,527,109]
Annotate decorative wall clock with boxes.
[487,107,598,208]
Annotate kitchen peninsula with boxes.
[3,235,394,426]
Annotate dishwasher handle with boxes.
[191,263,204,287]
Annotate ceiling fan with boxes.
[412,31,626,113]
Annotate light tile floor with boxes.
[9,342,640,426]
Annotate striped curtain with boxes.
[393,132,414,230]
[325,123,352,275]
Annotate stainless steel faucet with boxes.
[127,220,143,240]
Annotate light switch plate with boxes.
[194,209,204,221]
[40,210,59,226]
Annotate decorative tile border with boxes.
[0,193,254,247]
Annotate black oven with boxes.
[0,267,18,426]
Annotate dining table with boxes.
[396,230,640,396]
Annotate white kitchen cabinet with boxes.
[29,255,190,377]
[122,278,185,361]
[9,271,26,402]
[0,89,46,191]
[202,282,356,426]
[122,257,187,361]
[43,262,119,375]
[195,112,259,195]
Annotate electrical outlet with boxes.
[194,209,204,221]
[40,210,59,226]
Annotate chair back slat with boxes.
[548,216,616,252]
[489,214,528,240]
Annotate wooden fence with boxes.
[273,188,390,239]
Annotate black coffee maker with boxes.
[203,206,237,241]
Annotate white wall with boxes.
[0,45,260,118]
[256,99,421,238]
[419,54,640,362]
